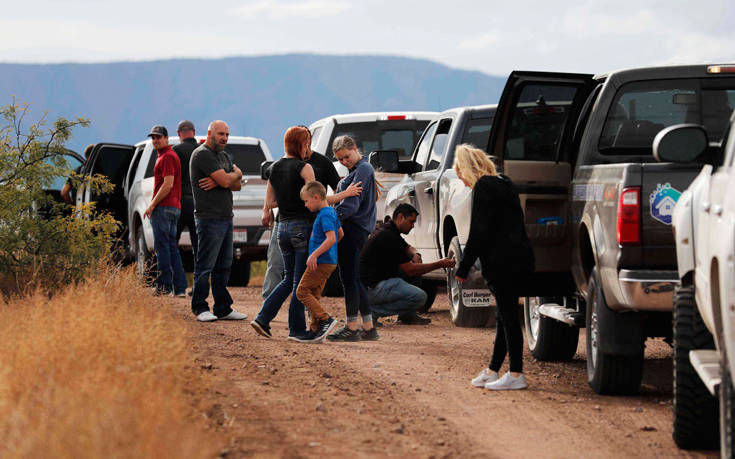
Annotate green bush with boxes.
[0,100,118,295]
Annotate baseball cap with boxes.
[147,125,168,137]
[177,120,195,131]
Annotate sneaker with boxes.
[313,317,337,341]
[360,327,379,341]
[485,373,528,391]
[220,310,248,320]
[250,320,272,338]
[326,325,362,342]
[196,311,218,322]
[174,292,187,298]
[373,316,383,327]
[471,368,499,387]
[289,330,318,343]
[397,312,431,325]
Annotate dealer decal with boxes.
[461,289,494,307]
[649,183,682,225]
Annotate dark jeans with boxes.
[338,221,371,323]
[367,277,426,319]
[486,276,524,373]
[151,206,187,295]
[177,195,198,261]
[191,217,234,318]
[255,218,311,335]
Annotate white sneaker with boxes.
[485,372,528,390]
[196,311,218,322]
[220,310,247,320]
[471,369,499,387]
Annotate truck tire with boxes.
[136,226,155,285]
[322,269,344,297]
[418,279,438,313]
[524,296,579,361]
[586,267,644,395]
[721,353,735,458]
[672,285,718,449]
[228,260,251,287]
[446,236,491,328]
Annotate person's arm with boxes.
[300,163,315,183]
[144,175,174,218]
[334,165,372,221]
[199,164,242,191]
[261,180,278,226]
[60,182,72,204]
[326,181,362,204]
[456,180,496,280]
[399,257,455,278]
[306,230,337,272]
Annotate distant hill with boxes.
[0,54,505,155]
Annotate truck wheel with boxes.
[721,353,735,458]
[446,236,491,328]
[418,279,438,313]
[228,260,251,287]
[672,285,718,449]
[524,296,579,361]
[322,269,344,297]
[586,267,644,395]
[136,226,155,285]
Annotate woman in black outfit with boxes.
[453,144,534,391]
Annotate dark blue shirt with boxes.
[334,157,377,234]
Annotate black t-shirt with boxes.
[360,221,413,288]
[307,151,340,192]
[270,157,312,221]
[173,137,198,197]
[190,144,234,219]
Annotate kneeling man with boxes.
[360,204,455,325]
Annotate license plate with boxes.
[233,229,248,243]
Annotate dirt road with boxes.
[170,285,716,458]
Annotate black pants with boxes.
[337,221,371,322]
[177,195,198,260]
[487,276,524,373]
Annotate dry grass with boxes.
[0,265,216,458]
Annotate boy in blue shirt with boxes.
[294,181,343,342]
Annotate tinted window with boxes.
[326,120,431,160]
[505,84,578,161]
[227,143,267,175]
[127,145,144,190]
[461,117,493,151]
[47,153,83,190]
[144,148,156,178]
[414,122,437,169]
[92,146,133,183]
[599,78,735,154]
[427,119,452,170]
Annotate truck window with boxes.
[46,153,83,190]
[310,126,322,151]
[504,84,578,161]
[460,118,493,152]
[326,120,430,160]
[426,119,452,170]
[414,122,438,170]
[144,147,156,178]
[227,144,267,175]
[599,78,735,155]
[127,145,145,191]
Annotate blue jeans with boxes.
[191,217,234,317]
[255,218,311,335]
[151,206,187,295]
[261,220,285,299]
[338,221,371,323]
[367,277,427,318]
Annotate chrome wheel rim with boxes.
[528,297,541,347]
[590,310,599,368]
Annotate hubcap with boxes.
[529,297,541,344]
[590,310,599,368]
[448,250,460,320]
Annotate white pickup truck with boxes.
[656,108,735,452]
[77,136,273,286]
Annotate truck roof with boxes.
[594,63,735,85]
[310,111,438,126]
[437,104,497,119]
[134,135,266,147]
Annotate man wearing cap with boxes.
[173,120,199,269]
[189,120,248,322]
[143,125,188,297]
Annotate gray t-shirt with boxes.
[190,143,234,219]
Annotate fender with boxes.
[671,184,697,282]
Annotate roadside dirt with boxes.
[166,282,717,458]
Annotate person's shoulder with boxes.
[355,159,374,174]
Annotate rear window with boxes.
[599,78,735,155]
[227,143,267,175]
[461,117,493,150]
[325,120,431,160]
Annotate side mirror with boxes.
[260,160,273,180]
[653,124,709,163]
[368,150,400,173]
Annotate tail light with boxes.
[385,115,406,120]
[617,187,641,245]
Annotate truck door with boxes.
[487,71,595,282]
[401,120,437,249]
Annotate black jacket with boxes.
[456,174,534,282]
[173,137,198,197]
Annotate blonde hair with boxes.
[333,135,382,202]
[300,181,327,200]
[453,143,497,189]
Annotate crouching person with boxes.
[294,181,342,342]
[360,203,454,325]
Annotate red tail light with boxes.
[386,115,406,120]
[617,187,641,245]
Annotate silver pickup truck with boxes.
[77,136,273,286]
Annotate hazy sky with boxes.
[2,0,734,76]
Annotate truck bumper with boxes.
[617,269,678,311]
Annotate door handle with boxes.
[424,186,434,195]
[713,204,723,216]
[703,202,711,212]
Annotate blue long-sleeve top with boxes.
[334,157,377,234]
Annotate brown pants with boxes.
[295,263,336,331]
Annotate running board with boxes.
[689,350,721,396]
[538,304,584,327]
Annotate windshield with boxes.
[599,78,735,154]
[325,119,431,160]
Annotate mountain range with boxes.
[0,54,506,156]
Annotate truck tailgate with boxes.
[641,163,702,267]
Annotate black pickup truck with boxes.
[481,65,735,395]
